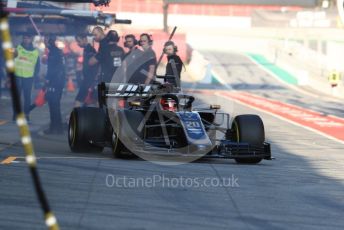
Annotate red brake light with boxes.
[118,99,126,108]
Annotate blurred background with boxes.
[1,0,344,98]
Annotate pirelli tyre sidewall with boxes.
[231,114,265,164]
[68,107,105,153]
[111,110,144,158]
[111,129,125,158]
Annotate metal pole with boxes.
[163,2,169,33]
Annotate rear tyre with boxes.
[111,110,144,159]
[111,130,127,158]
[68,107,105,153]
[231,115,265,164]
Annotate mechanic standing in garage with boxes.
[163,41,184,87]
[74,34,99,107]
[44,35,65,135]
[89,27,125,83]
[128,33,157,84]
[12,34,40,121]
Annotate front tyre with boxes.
[231,115,265,164]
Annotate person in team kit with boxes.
[128,33,157,84]
[89,27,124,83]
[163,41,184,87]
[122,34,142,83]
[74,34,99,107]
[44,35,65,134]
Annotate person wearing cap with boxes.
[13,34,40,121]
[89,27,125,83]
[163,40,184,87]
[44,35,65,134]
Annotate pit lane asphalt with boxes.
[1,52,344,230]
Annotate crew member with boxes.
[128,33,157,84]
[123,34,141,83]
[123,34,138,57]
[163,41,184,87]
[13,34,40,121]
[107,30,125,83]
[74,34,99,107]
[44,35,65,134]
[89,27,125,83]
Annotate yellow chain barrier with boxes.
[0,8,60,230]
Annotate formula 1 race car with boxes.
[68,80,272,164]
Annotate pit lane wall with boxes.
[262,39,344,98]
[186,33,344,99]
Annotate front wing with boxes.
[206,140,272,160]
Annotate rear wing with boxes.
[98,82,158,106]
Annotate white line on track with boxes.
[215,92,344,145]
